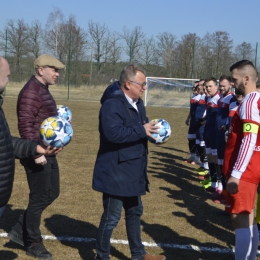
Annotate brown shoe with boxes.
[144,253,166,260]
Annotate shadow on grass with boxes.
[0,205,25,257]
[0,250,18,259]
[144,148,235,259]
[141,220,234,260]
[45,214,129,260]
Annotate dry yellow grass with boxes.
[0,97,258,260]
[5,82,191,107]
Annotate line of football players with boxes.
[184,76,241,204]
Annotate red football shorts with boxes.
[225,179,257,214]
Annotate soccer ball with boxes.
[148,118,171,144]
[39,116,73,148]
[57,105,72,122]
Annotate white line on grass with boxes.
[1,232,259,255]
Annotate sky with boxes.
[1,0,260,48]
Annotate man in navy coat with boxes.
[92,65,166,260]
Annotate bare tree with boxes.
[211,31,233,76]
[66,16,89,85]
[88,20,108,72]
[0,19,29,81]
[27,20,43,58]
[44,10,88,85]
[121,26,145,64]
[175,33,197,78]
[156,32,177,77]
[107,31,122,81]
[140,36,156,67]
[44,7,64,57]
[235,42,254,61]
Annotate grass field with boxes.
[0,96,257,260]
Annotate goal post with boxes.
[145,77,199,108]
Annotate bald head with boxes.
[0,56,10,94]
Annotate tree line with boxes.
[0,7,257,87]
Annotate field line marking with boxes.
[2,232,260,255]
[0,232,241,255]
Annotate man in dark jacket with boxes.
[8,54,65,260]
[0,56,60,215]
[92,65,166,260]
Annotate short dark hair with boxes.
[229,60,258,77]
[219,75,232,83]
[119,64,146,86]
[205,77,217,85]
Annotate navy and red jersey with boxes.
[195,93,207,121]
[206,91,221,126]
[189,94,201,119]
[216,92,236,130]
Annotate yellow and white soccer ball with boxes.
[39,116,73,148]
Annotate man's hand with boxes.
[185,118,190,126]
[36,145,62,156]
[143,122,160,140]
[226,176,240,194]
[35,155,47,165]
[221,125,226,132]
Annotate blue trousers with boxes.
[96,194,146,260]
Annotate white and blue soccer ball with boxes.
[148,118,171,144]
[39,116,73,148]
[57,105,72,122]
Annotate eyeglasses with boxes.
[129,80,147,88]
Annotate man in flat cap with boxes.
[8,54,65,260]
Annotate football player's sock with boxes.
[211,182,218,188]
[188,139,196,154]
[234,228,251,260]
[249,224,259,260]
[217,182,223,192]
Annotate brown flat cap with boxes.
[34,54,65,69]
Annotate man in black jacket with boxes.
[0,57,59,216]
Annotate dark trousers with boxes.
[15,156,60,246]
[96,194,146,260]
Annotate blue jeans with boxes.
[96,194,146,260]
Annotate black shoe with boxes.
[26,242,52,259]
[8,228,24,246]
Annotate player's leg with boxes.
[204,126,218,192]
[185,120,197,163]
[255,186,260,236]
[227,180,259,260]
[195,125,208,174]
[124,196,146,259]
[214,131,227,203]
[96,194,123,260]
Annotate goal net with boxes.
[145,77,199,108]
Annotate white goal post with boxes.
[145,77,200,108]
